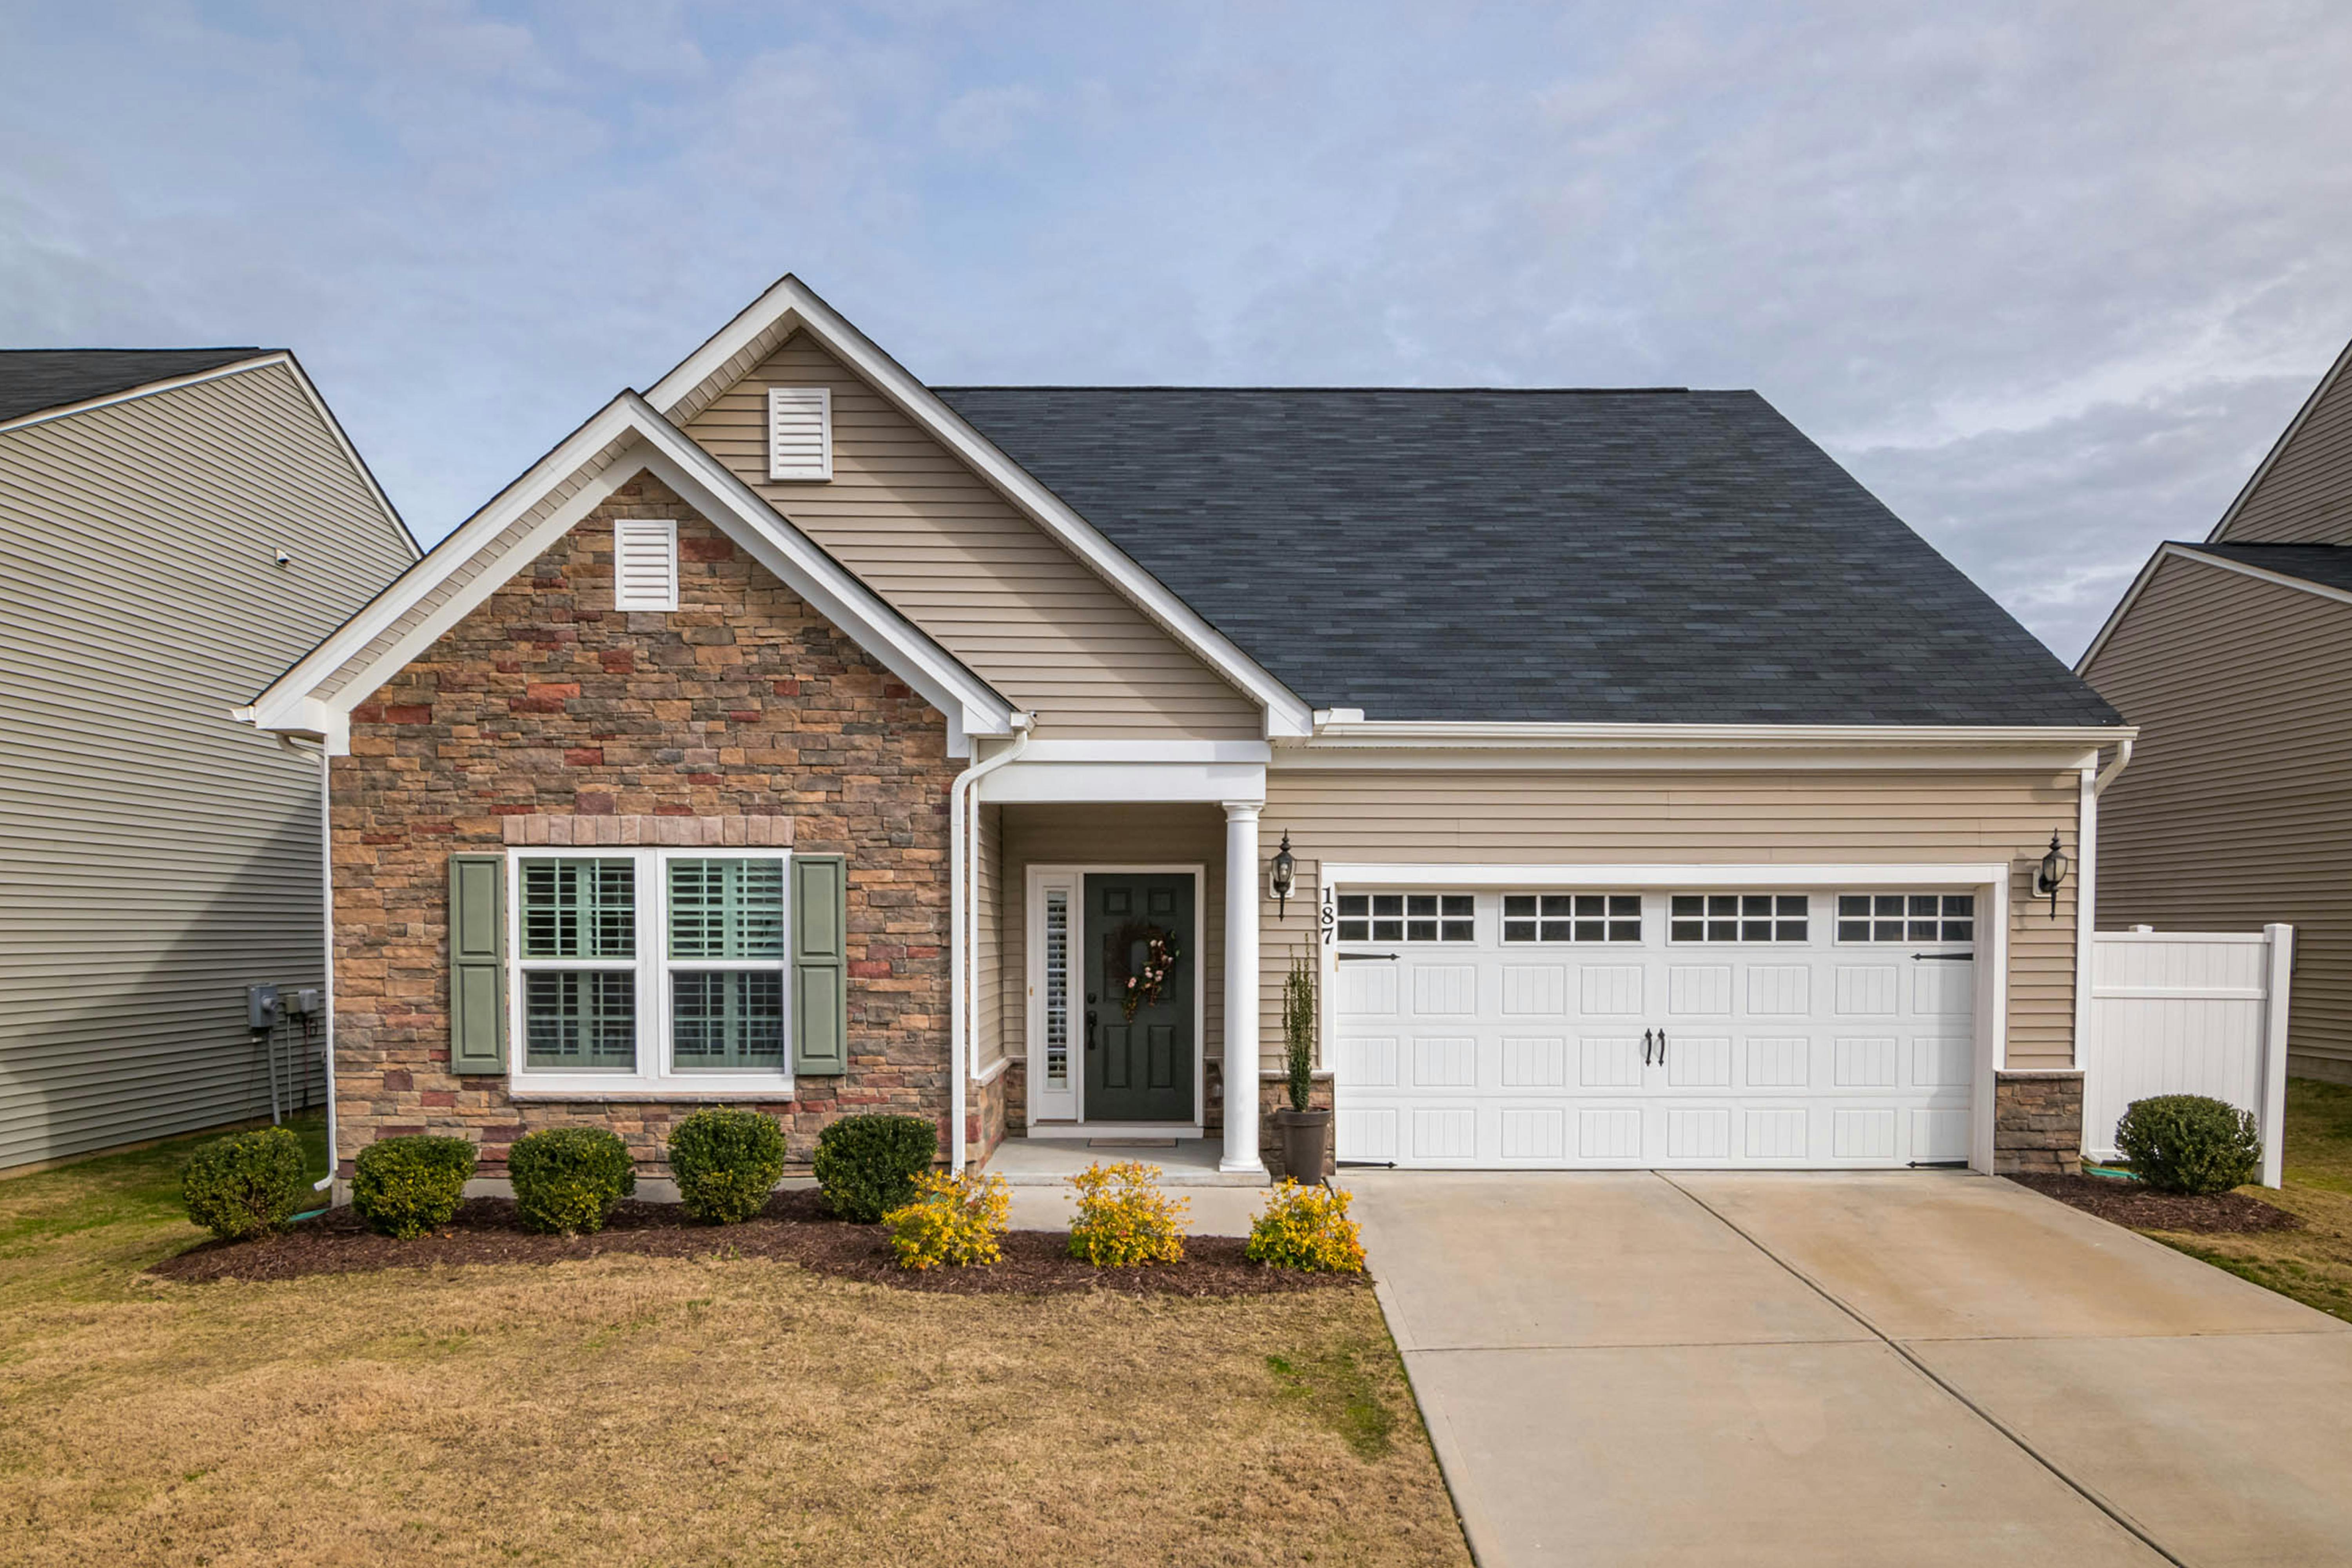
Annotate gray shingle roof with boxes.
[0,348,265,426]
[2178,542,2352,594]
[934,386,2121,727]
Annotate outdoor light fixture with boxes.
[2034,831,2069,920]
[1270,830,1296,917]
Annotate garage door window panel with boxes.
[1504,893,1641,944]
[1836,893,1974,945]
[1670,893,1808,944]
[1338,893,1474,944]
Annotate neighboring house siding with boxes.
[1254,768,2082,1073]
[2084,554,2352,1080]
[2216,352,2352,544]
[681,334,1263,740]
[0,363,414,1171]
[330,475,956,1173]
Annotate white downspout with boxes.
[949,715,1032,1171]
[2071,737,2134,1112]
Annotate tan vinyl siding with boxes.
[975,802,1003,1070]
[1256,768,2082,1073]
[2217,353,2352,544]
[0,363,414,1171]
[996,805,1229,1105]
[2084,554,2352,1074]
[683,335,1263,740]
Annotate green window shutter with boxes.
[449,853,508,1074]
[791,854,848,1077]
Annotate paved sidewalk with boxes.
[1347,1170,2352,1568]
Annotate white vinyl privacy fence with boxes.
[2080,926,2294,1187]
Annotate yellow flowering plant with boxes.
[1245,1179,1367,1273]
[882,1170,1011,1270]
[1065,1160,1188,1266]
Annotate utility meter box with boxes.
[290,988,323,1017]
[247,984,283,1031]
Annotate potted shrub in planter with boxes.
[1273,947,1330,1182]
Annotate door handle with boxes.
[1086,1011,1098,1051]
[1643,1028,1654,1066]
[1657,1029,1668,1066]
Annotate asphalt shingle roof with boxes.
[934,386,2120,727]
[2177,542,2352,594]
[0,348,265,426]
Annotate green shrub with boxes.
[508,1127,637,1235]
[666,1109,786,1225]
[181,1127,307,1241]
[352,1135,477,1239]
[2115,1094,2262,1196]
[811,1114,937,1222]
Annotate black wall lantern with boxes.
[1270,830,1296,918]
[2034,831,2069,920]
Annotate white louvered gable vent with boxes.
[612,518,679,612]
[767,386,833,481]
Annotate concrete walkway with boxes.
[1347,1170,2352,1568]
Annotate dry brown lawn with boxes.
[2136,1078,2352,1325]
[0,1125,1469,1567]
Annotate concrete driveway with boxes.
[1348,1171,2352,1568]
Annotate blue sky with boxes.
[8,0,2351,660]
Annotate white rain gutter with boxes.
[314,744,338,1192]
[2071,737,2135,1074]
[949,715,1032,1170]
[2092,736,2134,797]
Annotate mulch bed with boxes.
[148,1187,1358,1297]
[2008,1171,2304,1235]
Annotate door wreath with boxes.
[1105,920,1182,1022]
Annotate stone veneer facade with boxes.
[329,472,958,1181]
[1992,1070,2086,1176]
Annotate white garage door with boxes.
[1330,884,1978,1169]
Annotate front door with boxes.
[1083,873,1195,1122]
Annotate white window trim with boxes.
[766,385,833,482]
[612,517,680,612]
[507,847,793,1097]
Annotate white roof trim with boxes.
[0,351,418,559]
[240,391,1016,755]
[2206,334,2352,543]
[1296,718,2132,750]
[645,274,1315,739]
[2077,541,2352,674]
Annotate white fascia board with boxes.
[980,759,1267,804]
[242,392,1016,755]
[0,352,286,437]
[2205,334,2352,544]
[644,274,1314,739]
[1316,862,2010,889]
[1009,739,1272,764]
[1287,721,2127,771]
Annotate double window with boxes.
[1503,893,1642,944]
[512,850,789,1091]
[1336,893,1474,943]
[1670,893,1809,944]
[1837,893,1974,945]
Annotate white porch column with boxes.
[1220,800,1267,1173]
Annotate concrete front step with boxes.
[980,1136,1270,1188]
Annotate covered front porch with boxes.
[961,740,1294,1178]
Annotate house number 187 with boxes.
[1320,886,1336,945]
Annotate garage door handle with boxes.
[1657,1029,1668,1066]
[1642,1028,1654,1065]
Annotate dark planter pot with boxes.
[1274,1107,1333,1184]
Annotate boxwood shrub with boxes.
[666,1109,786,1225]
[2114,1094,2261,1195]
[812,1114,937,1222]
[352,1134,477,1238]
[508,1126,637,1234]
[181,1126,307,1241]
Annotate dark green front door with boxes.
[1083,873,1195,1122]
